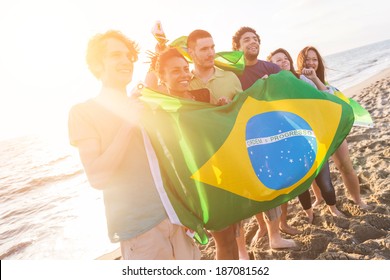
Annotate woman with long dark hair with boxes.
[297,46,368,210]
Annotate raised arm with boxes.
[301,68,328,91]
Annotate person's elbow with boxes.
[85,172,110,190]
[89,180,106,190]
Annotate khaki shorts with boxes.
[120,218,201,260]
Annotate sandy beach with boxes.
[98,69,390,260]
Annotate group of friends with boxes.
[68,26,370,260]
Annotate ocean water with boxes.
[325,39,390,91]
[1,39,389,260]
[0,134,117,259]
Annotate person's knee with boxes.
[212,228,236,246]
[217,234,236,246]
[337,161,355,174]
[263,207,281,221]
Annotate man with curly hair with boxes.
[232,26,280,90]
[232,27,296,250]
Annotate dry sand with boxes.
[200,68,390,260]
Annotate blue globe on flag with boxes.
[246,111,317,190]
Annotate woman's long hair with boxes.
[297,46,326,83]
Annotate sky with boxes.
[0,0,389,140]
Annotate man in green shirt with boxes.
[188,29,242,105]
[187,29,248,260]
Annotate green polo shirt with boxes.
[190,67,242,104]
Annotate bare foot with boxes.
[250,227,267,247]
[328,205,345,217]
[304,208,314,224]
[279,223,300,235]
[355,199,370,210]
[270,238,297,249]
[312,198,323,208]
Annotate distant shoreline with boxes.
[343,67,390,97]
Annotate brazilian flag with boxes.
[139,71,354,244]
[327,84,374,128]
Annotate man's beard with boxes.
[245,51,259,61]
[197,60,214,71]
